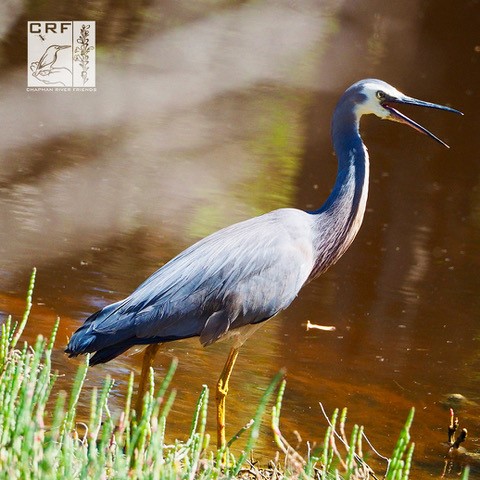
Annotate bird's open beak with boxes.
[382,96,463,148]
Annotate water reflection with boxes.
[1,1,479,478]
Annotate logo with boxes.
[27,21,96,91]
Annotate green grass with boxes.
[0,269,461,479]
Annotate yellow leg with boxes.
[134,343,161,416]
[216,346,239,449]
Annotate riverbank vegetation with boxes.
[0,270,469,479]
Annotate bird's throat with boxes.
[309,143,370,279]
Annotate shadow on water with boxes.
[1,1,479,478]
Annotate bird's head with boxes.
[349,79,462,148]
[51,45,70,51]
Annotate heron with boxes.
[66,79,461,449]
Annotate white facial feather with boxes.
[355,81,404,119]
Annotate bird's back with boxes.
[66,208,316,364]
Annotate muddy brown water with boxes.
[1,1,479,477]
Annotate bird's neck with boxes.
[309,107,370,278]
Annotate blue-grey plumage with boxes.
[66,79,461,366]
[67,209,317,364]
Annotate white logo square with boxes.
[27,21,96,90]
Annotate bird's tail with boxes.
[65,300,128,357]
[88,338,148,365]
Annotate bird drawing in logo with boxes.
[30,44,71,86]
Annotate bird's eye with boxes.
[376,90,386,101]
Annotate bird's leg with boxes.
[216,346,239,450]
[134,343,161,416]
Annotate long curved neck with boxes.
[309,101,370,278]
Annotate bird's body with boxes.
[66,79,460,448]
[67,206,354,363]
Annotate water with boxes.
[1,1,479,477]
